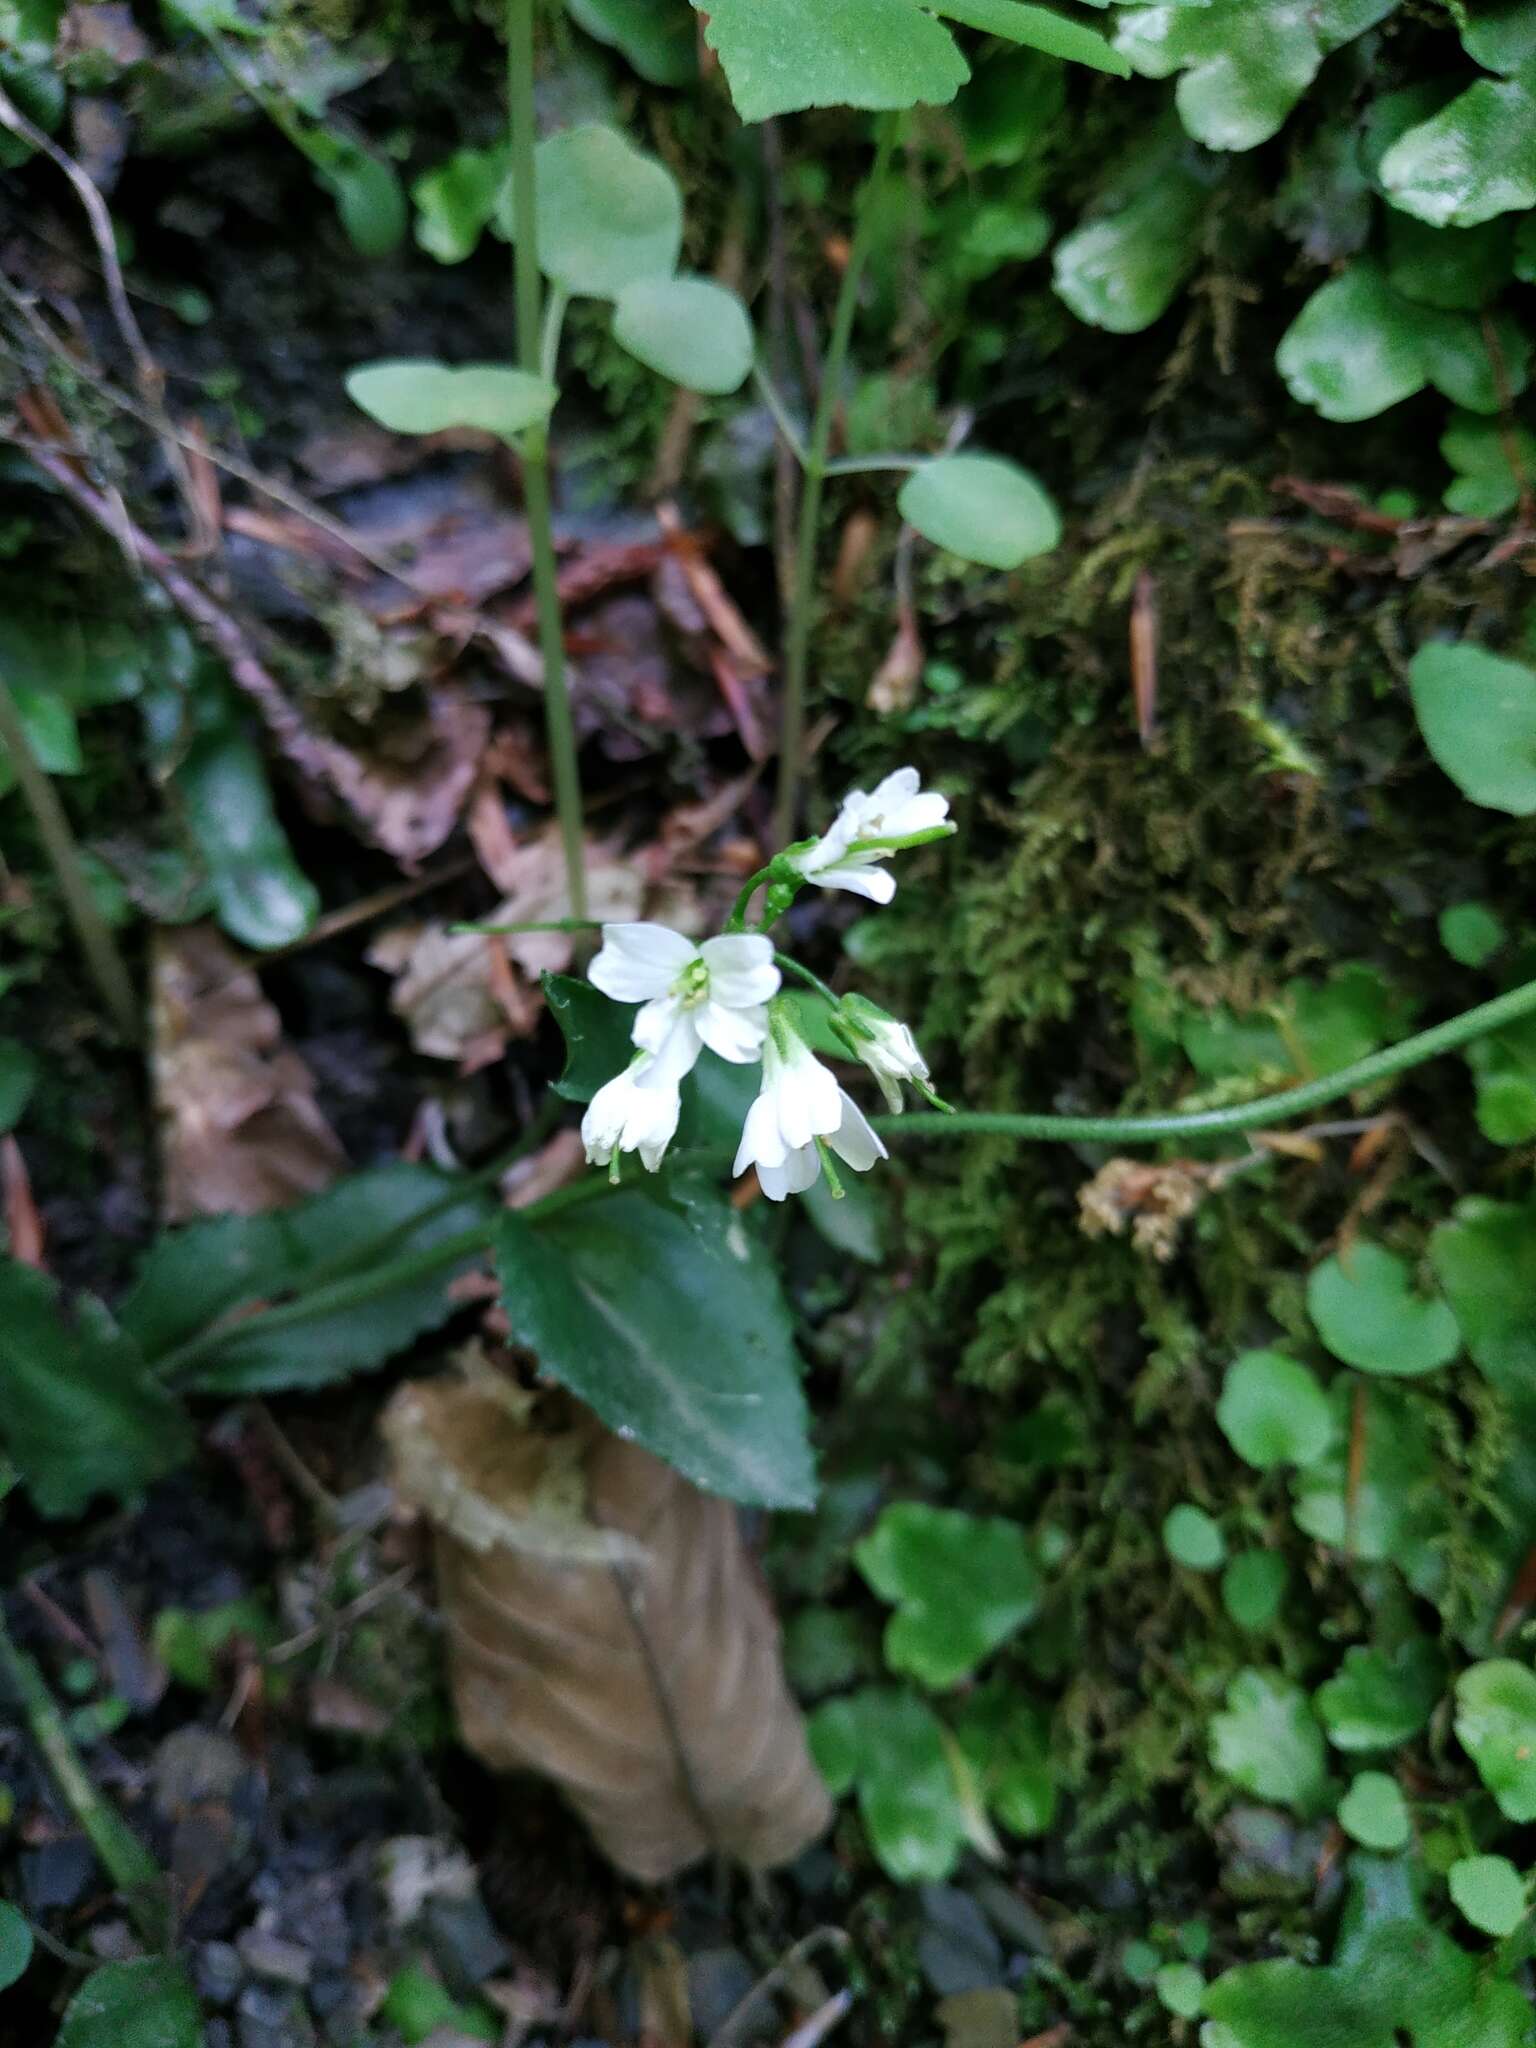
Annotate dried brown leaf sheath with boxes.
[384,1379,831,1884]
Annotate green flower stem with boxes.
[725,862,780,932]
[775,952,840,1007]
[507,0,586,920]
[0,1613,169,1946]
[0,672,138,1043]
[882,975,1536,1145]
[773,118,899,848]
[821,454,924,477]
[751,362,808,470]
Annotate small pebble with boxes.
[237,1927,314,1987]
[196,1940,244,2006]
[236,1984,317,2048]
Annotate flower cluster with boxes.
[581,769,953,1200]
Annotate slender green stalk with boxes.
[0,674,138,1041]
[773,119,899,846]
[776,951,839,1007]
[752,362,808,469]
[822,454,924,477]
[0,1614,169,1946]
[507,0,586,918]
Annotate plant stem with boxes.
[507,0,585,919]
[883,975,1536,1145]
[775,952,839,1007]
[752,362,808,469]
[773,118,899,847]
[0,1613,170,1946]
[0,673,138,1042]
[821,454,924,477]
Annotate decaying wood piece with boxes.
[382,1375,831,1884]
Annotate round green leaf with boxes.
[1449,1854,1527,1937]
[1381,75,1536,230]
[566,0,698,86]
[1221,1551,1288,1632]
[533,124,682,297]
[898,454,1061,570]
[1210,1669,1330,1814]
[1163,1502,1226,1572]
[1439,901,1505,967]
[611,274,754,394]
[54,1959,200,2048]
[854,1503,1042,1688]
[1409,641,1536,815]
[1306,1242,1460,1378]
[1276,262,1427,422]
[1314,1640,1444,1752]
[1218,1350,1333,1469]
[0,1902,33,1992]
[345,361,558,440]
[1456,1660,1536,1821]
[1051,168,1207,334]
[694,0,969,122]
[1155,1962,1205,2020]
[1337,1771,1410,1852]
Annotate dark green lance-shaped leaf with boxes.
[1381,73,1536,227]
[531,125,682,297]
[1385,212,1513,309]
[0,1261,193,1518]
[1456,1659,1536,1819]
[899,454,1060,569]
[1314,1639,1445,1751]
[1441,411,1536,516]
[1209,1669,1331,1815]
[808,1685,968,1882]
[545,972,636,1103]
[1307,1242,1459,1377]
[566,0,698,85]
[173,723,319,950]
[122,1165,495,1393]
[612,275,755,394]
[346,361,558,440]
[412,145,507,264]
[691,0,969,121]
[855,1502,1042,1687]
[1052,163,1208,333]
[495,1181,816,1508]
[0,1036,37,1133]
[1114,0,1398,154]
[54,1959,200,2048]
[934,0,1129,76]
[1432,1194,1536,1410]
[1218,1350,1334,1470]
[1409,640,1536,812]
[0,1901,33,1993]
[1275,261,1427,420]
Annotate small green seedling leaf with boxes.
[954,1677,1056,1835]
[1441,412,1536,516]
[1315,1640,1444,1752]
[346,361,558,440]
[1306,1241,1459,1377]
[1276,261,1427,421]
[1218,1350,1334,1469]
[1155,1962,1205,2020]
[612,275,754,394]
[1221,1551,1288,1632]
[1409,640,1536,814]
[0,1902,33,1992]
[1162,1502,1226,1571]
[54,1959,200,2048]
[317,141,407,259]
[899,454,1061,570]
[1385,213,1513,311]
[173,722,320,950]
[692,0,969,120]
[809,1685,969,1881]
[1337,1772,1410,1852]
[1439,901,1506,966]
[1448,1855,1527,1938]
[855,1503,1042,1688]
[1209,1669,1331,1814]
[1381,74,1536,228]
[496,1183,816,1509]
[1432,1194,1536,1407]
[1052,164,1208,333]
[566,0,699,85]
[533,124,682,296]
[379,1963,498,2044]
[413,145,507,264]
[1456,1660,1536,1820]
[1290,1382,1443,1570]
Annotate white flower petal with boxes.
[869,766,921,812]
[697,1000,769,1063]
[806,861,897,904]
[887,790,950,837]
[635,1089,682,1172]
[633,993,685,1054]
[700,933,782,1008]
[641,1013,704,1086]
[734,1089,788,1177]
[588,922,697,1001]
[828,1090,888,1172]
[776,1041,843,1150]
[757,1142,822,1202]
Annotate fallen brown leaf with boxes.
[383,1378,832,1883]
[152,924,345,1222]
[0,1133,45,1266]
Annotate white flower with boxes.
[580,1035,693,1174]
[788,766,950,904]
[588,923,780,1070]
[834,996,935,1112]
[733,1015,888,1201]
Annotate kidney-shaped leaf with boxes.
[1409,640,1536,814]
[1306,1241,1460,1377]
[1276,261,1427,421]
[534,124,682,296]
[612,275,755,394]
[495,1181,816,1509]
[854,1502,1041,1688]
[1218,1349,1334,1470]
[1432,1195,1536,1410]
[1314,1639,1445,1752]
[1052,165,1208,333]
[346,360,557,440]
[1381,74,1536,229]
[692,0,969,120]
[1209,1669,1331,1815]
[54,1961,200,2048]
[1456,1659,1536,1820]
[899,453,1061,569]
[809,1685,968,1882]
[1449,1855,1527,1938]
